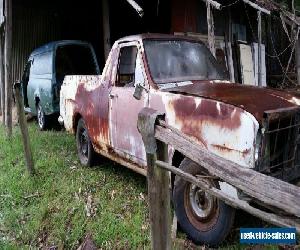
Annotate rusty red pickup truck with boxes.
[59,34,300,245]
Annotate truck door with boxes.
[109,43,149,166]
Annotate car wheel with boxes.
[37,103,47,130]
[173,158,235,246]
[76,118,96,167]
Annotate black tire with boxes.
[36,103,47,130]
[173,158,235,246]
[76,118,96,167]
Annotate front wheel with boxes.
[173,158,235,246]
[76,118,96,167]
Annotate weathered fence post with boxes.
[4,0,12,137]
[14,82,35,176]
[0,32,5,124]
[137,108,171,250]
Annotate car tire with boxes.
[36,103,47,130]
[173,158,235,246]
[76,118,96,167]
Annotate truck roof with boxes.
[30,40,91,57]
[117,33,204,44]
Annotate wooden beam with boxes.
[4,0,12,136]
[102,0,111,60]
[242,0,270,15]
[126,0,144,17]
[282,10,300,26]
[207,3,215,57]
[156,160,300,232]
[202,0,221,10]
[154,123,300,218]
[257,11,262,87]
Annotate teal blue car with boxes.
[21,40,100,130]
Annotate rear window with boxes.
[55,44,98,75]
[31,52,53,75]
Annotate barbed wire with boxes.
[243,1,297,85]
[243,2,296,59]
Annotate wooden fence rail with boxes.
[137,107,300,249]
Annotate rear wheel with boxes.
[36,103,47,130]
[173,158,235,246]
[76,118,96,167]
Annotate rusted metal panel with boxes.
[163,81,300,124]
[60,75,110,148]
[149,90,259,168]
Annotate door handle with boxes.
[109,93,118,99]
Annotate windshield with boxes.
[144,40,228,84]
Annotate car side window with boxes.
[31,52,53,75]
[116,46,138,87]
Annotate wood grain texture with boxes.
[156,160,300,232]
[14,84,35,175]
[155,125,300,218]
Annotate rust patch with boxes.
[166,81,299,124]
[212,144,235,153]
[212,144,251,157]
[242,148,251,158]
[173,97,241,130]
[75,82,110,145]
[171,96,242,145]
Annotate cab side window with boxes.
[116,46,138,87]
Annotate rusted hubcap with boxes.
[184,178,219,231]
[189,184,214,219]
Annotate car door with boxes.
[28,52,54,114]
[109,42,149,166]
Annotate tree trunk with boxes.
[4,0,12,136]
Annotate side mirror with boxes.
[133,82,147,100]
[133,84,143,100]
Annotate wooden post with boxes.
[0,64,2,115]
[290,0,300,85]
[225,8,235,82]
[102,0,111,60]
[296,35,300,85]
[137,108,171,250]
[4,0,12,136]
[207,2,215,57]
[0,31,5,124]
[257,10,262,87]
[14,82,35,176]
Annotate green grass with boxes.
[0,122,295,249]
[0,123,149,249]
